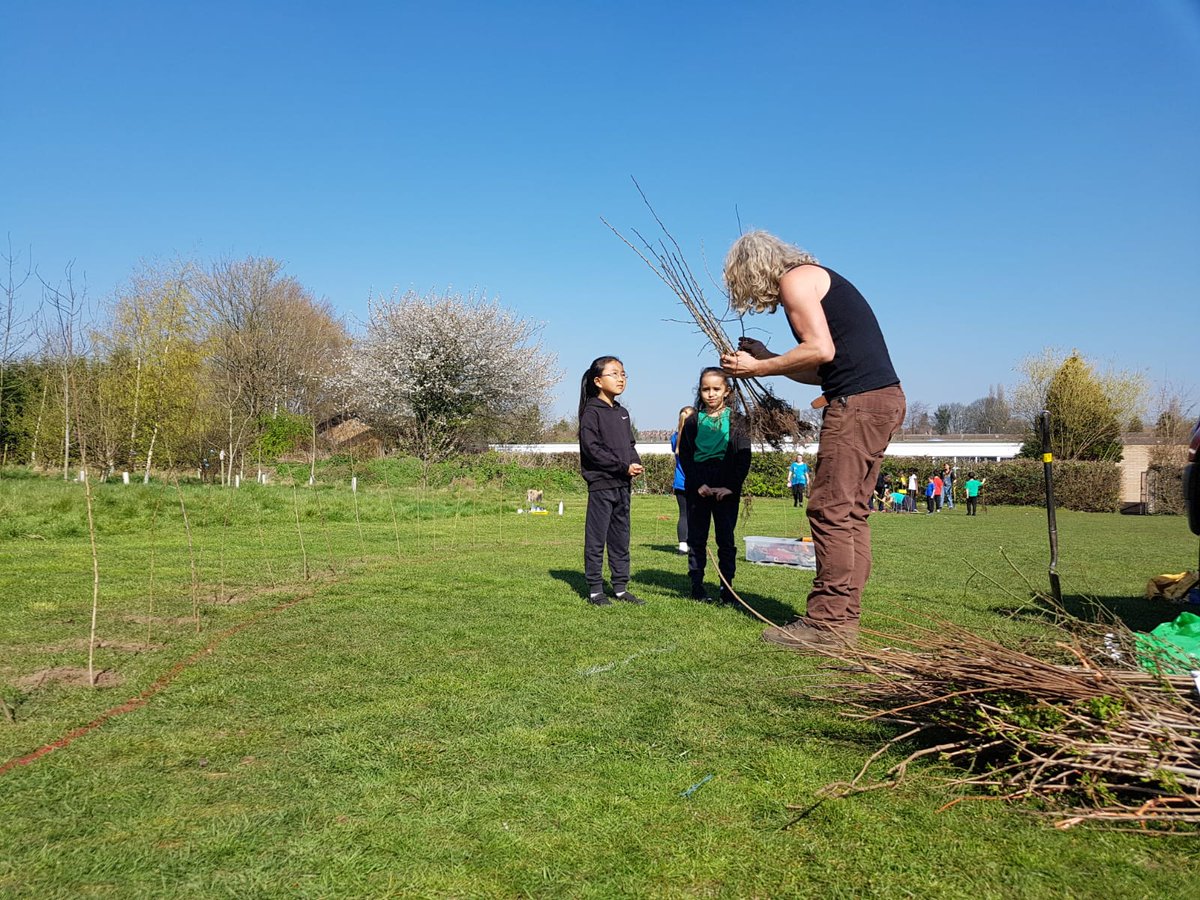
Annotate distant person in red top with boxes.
[933,473,944,511]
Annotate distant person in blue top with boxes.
[788,453,809,507]
[671,405,695,554]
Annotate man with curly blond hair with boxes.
[721,230,905,651]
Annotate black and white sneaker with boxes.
[614,590,645,605]
[588,592,613,606]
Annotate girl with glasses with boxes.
[578,356,644,606]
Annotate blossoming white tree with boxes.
[337,290,559,460]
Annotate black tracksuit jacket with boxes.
[677,411,752,496]
[578,397,641,492]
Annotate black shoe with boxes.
[689,586,714,603]
[614,590,644,605]
[588,592,613,606]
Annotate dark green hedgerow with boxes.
[272,451,1123,512]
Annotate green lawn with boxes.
[1,471,1197,898]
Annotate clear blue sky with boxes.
[5,1,1198,429]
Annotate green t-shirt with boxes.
[964,478,983,497]
[695,408,730,462]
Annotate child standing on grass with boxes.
[671,406,695,555]
[964,472,985,516]
[678,367,752,605]
[578,356,644,606]
[788,453,809,507]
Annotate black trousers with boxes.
[791,483,805,506]
[674,489,689,543]
[966,496,978,516]
[687,491,739,596]
[584,486,631,594]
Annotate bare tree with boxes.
[196,257,344,483]
[1147,381,1197,468]
[962,384,1022,434]
[38,263,89,479]
[902,400,932,435]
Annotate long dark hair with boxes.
[692,367,742,416]
[692,367,746,437]
[578,355,621,422]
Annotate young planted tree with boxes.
[38,263,89,479]
[335,289,559,466]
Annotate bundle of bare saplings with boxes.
[805,608,1200,832]
[603,182,814,448]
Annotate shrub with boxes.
[252,412,312,462]
[1147,465,1185,516]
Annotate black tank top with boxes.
[788,266,899,399]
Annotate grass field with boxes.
[1,469,1198,898]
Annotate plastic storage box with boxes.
[743,535,816,569]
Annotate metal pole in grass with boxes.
[1038,409,1063,605]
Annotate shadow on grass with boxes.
[996,592,1184,635]
[644,543,688,555]
[548,569,591,599]
[634,567,802,623]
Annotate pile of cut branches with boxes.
[602,182,814,447]
[806,611,1200,832]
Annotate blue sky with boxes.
[4,1,1198,429]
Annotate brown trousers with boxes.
[805,384,906,626]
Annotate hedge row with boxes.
[508,451,1123,513]
[390,451,1126,514]
[873,457,1121,514]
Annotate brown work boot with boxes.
[761,618,859,651]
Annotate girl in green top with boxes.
[963,472,985,517]
[677,368,752,604]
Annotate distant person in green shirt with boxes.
[964,472,985,516]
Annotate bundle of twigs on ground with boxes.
[806,608,1200,832]
[602,183,813,447]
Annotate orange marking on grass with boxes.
[0,595,305,777]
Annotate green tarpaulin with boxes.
[1136,611,1200,675]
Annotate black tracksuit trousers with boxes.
[584,486,631,595]
[686,491,739,597]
